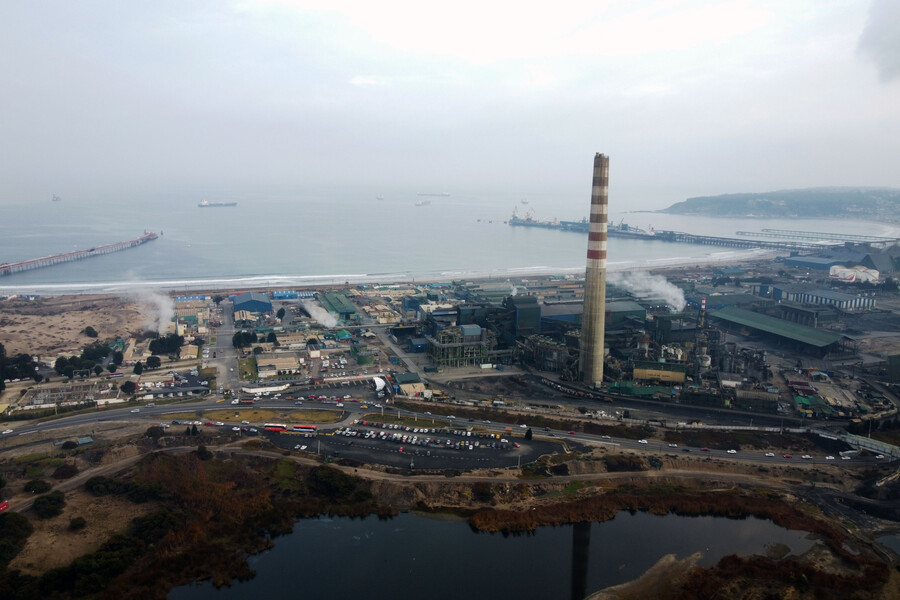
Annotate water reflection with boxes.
[169,511,815,600]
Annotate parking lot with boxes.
[259,421,564,470]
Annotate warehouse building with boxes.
[768,285,876,312]
[231,292,273,315]
[709,306,845,357]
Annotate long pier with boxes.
[736,228,899,248]
[0,231,159,277]
[651,230,838,251]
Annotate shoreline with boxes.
[0,250,781,297]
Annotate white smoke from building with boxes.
[126,289,176,334]
[510,285,518,297]
[608,271,686,311]
[301,300,339,328]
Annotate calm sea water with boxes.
[1,188,895,293]
[168,511,815,600]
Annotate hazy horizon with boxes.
[2,1,899,211]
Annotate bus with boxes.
[263,423,288,432]
[107,372,124,378]
[292,424,317,433]
[239,399,255,405]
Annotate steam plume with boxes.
[301,300,339,328]
[126,289,176,334]
[608,271,686,311]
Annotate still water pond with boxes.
[169,511,815,600]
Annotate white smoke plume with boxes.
[510,285,518,297]
[127,289,176,334]
[607,271,686,311]
[301,300,339,328]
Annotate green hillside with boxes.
[660,187,900,219]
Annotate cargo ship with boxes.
[198,200,237,207]
[508,208,654,239]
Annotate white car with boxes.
[876,454,886,459]
[638,439,648,444]
[764,452,775,457]
[841,455,851,460]
[727,449,737,454]
[1,429,13,435]
[825,455,835,460]
[232,426,241,432]
[300,445,307,451]
[336,403,344,407]
[520,424,528,429]
[130,408,140,413]
[215,421,225,426]
[801,455,812,459]
[668,443,678,448]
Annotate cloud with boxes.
[858,0,900,82]
[349,76,387,86]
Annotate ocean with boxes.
[0,188,895,294]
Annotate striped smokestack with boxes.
[580,153,608,388]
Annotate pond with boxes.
[169,510,816,599]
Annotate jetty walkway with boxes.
[0,231,159,277]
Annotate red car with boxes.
[567,430,576,435]
[0,501,9,513]
[783,454,793,459]
[701,447,710,452]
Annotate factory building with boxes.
[632,360,686,384]
[231,292,273,315]
[319,292,358,321]
[709,306,845,357]
[426,324,495,368]
[503,296,541,337]
[768,285,876,312]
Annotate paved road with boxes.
[2,386,892,471]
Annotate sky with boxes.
[1,0,899,209]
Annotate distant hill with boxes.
[659,187,900,219]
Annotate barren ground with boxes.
[0,294,151,357]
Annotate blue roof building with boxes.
[231,291,273,315]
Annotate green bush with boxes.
[0,512,34,567]
[52,463,79,479]
[69,516,87,531]
[61,441,78,450]
[23,479,52,494]
[33,491,66,519]
[84,476,126,496]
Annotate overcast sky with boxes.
[2,0,899,209]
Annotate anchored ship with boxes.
[198,200,237,208]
